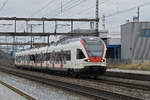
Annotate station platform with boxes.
[107,69,150,75]
[0,83,27,100]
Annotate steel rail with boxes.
[105,71,150,81]
[96,78,150,91]
[0,67,143,100]
[0,80,36,100]
[49,72,150,91]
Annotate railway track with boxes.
[0,80,36,100]
[98,77,150,91]
[53,71,150,92]
[43,69,150,92]
[105,71,150,81]
[0,67,144,100]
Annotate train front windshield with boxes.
[82,38,104,57]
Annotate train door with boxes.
[62,50,71,69]
[52,51,55,68]
[48,53,52,68]
[76,49,86,69]
[71,49,76,68]
[60,50,64,69]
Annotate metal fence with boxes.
[107,58,150,67]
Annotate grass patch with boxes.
[109,62,150,71]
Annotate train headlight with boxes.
[85,59,90,62]
[101,59,105,62]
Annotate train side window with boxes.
[16,56,20,62]
[77,49,85,59]
[55,52,60,64]
[34,54,37,63]
[43,53,46,61]
[65,51,71,61]
[55,52,57,64]
[46,53,50,61]
[36,54,40,63]
[52,51,55,63]
[49,53,52,63]
[30,55,35,61]
[40,54,43,62]
[61,50,66,64]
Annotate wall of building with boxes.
[108,38,121,45]
[121,22,150,61]
[106,45,121,59]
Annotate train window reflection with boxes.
[77,49,85,59]
[82,38,103,57]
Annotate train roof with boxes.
[57,36,102,44]
[15,36,103,56]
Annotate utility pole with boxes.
[13,19,16,52]
[96,0,99,37]
[137,7,140,21]
[29,24,42,48]
[102,14,105,30]
[90,22,94,29]
[43,21,45,33]
[42,20,46,43]
[55,21,57,33]
[61,0,63,15]
[30,24,33,48]
[26,21,28,32]
[71,21,73,32]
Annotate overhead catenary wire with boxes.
[43,0,83,17]
[18,0,94,32]
[45,0,91,33]
[30,0,55,17]
[42,0,75,17]
[0,0,9,12]
[106,1,150,18]
[53,0,89,18]
[30,0,94,18]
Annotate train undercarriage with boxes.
[15,64,107,78]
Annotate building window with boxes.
[141,29,150,37]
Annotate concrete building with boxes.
[100,30,121,59]
[121,22,150,63]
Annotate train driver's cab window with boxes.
[77,49,85,59]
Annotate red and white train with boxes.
[15,37,107,76]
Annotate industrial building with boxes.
[99,31,121,60]
[121,22,150,63]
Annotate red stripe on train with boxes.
[80,40,88,57]
[40,62,42,68]
[80,39,104,63]
[60,56,63,68]
[35,63,37,67]
[88,57,102,62]
[47,63,49,68]
[52,63,54,68]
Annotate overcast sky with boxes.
[0,0,150,33]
